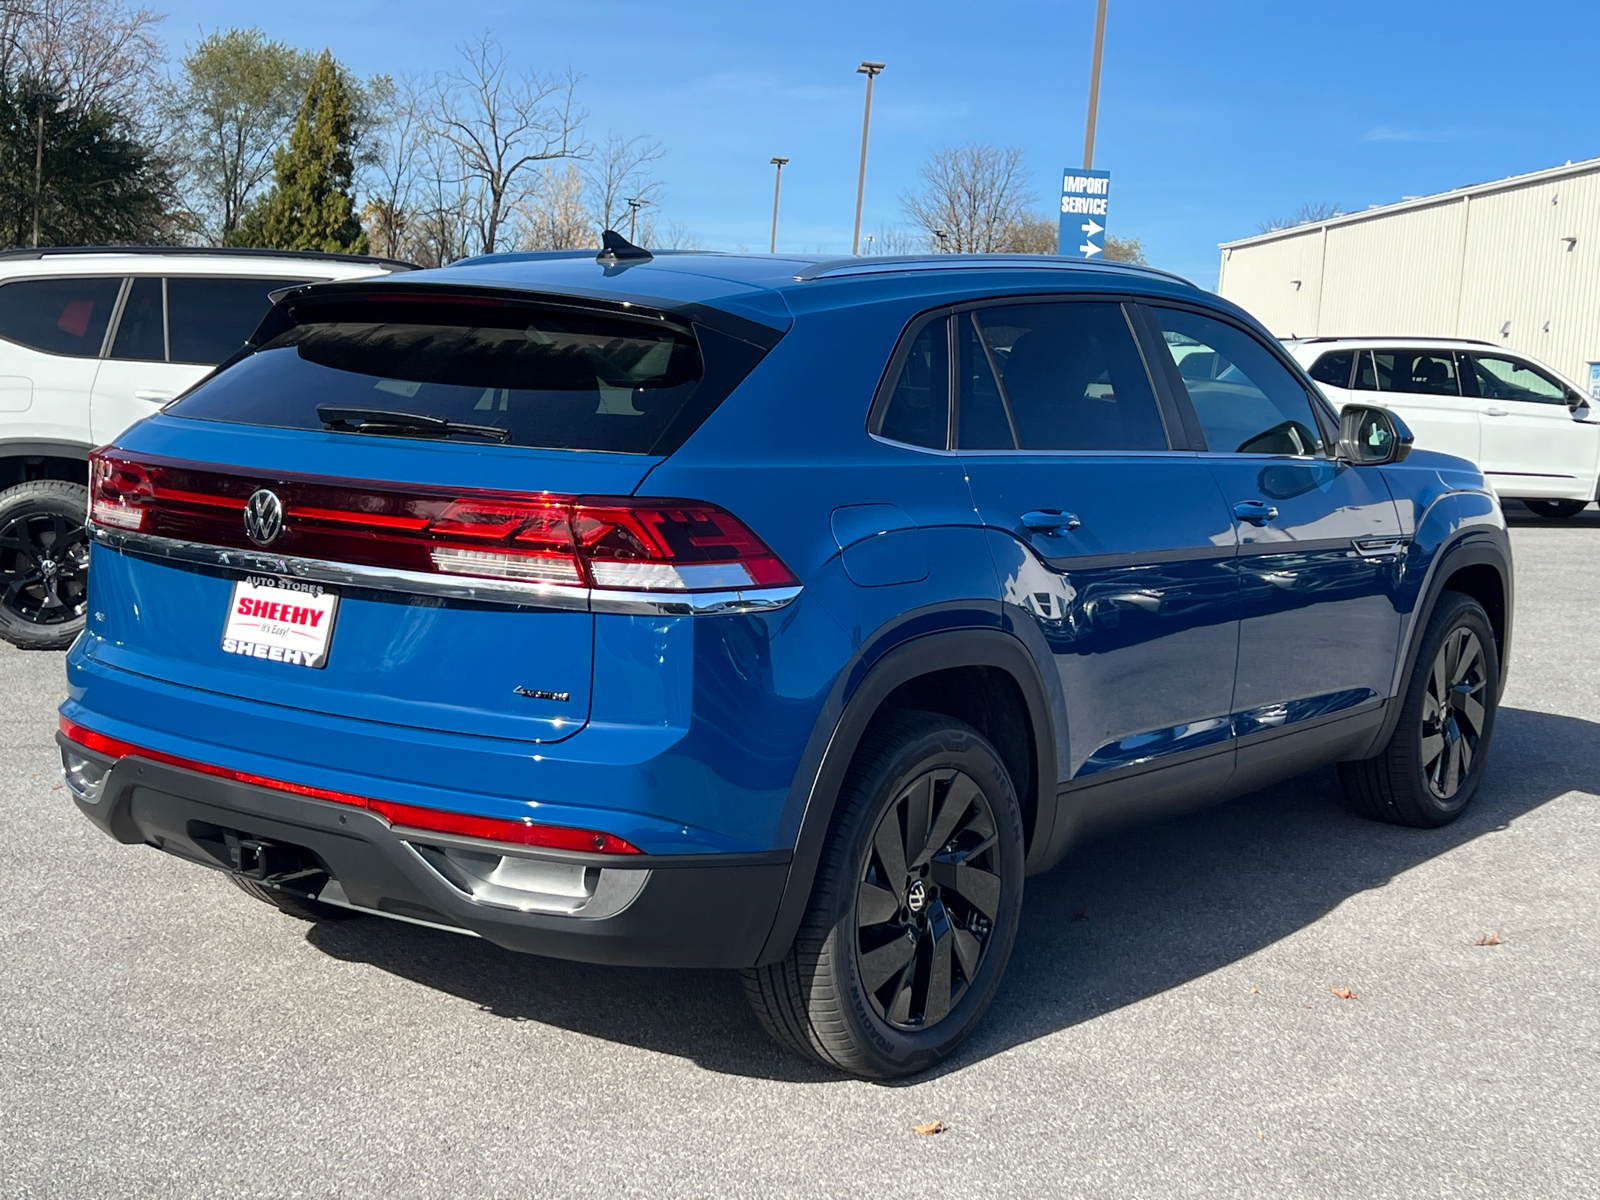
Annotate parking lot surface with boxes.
[2,504,1596,1199]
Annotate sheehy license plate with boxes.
[221,576,339,669]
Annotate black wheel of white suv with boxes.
[1523,498,1587,519]
[1338,592,1500,828]
[0,480,90,651]
[742,711,1025,1079]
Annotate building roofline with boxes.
[1219,156,1600,251]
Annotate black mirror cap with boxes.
[1337,404,1414,465]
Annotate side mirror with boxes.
[1567,389,1590,414]
[1337,404,1413,465]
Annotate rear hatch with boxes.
[84,284,785,745]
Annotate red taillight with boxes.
[58,716,642,854]
[86,450,797,593]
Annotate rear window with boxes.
[167,304,748,455]
[167,276,306,365]
[0,276,123,357]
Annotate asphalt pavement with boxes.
[2,502,1596,1198]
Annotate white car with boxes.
[1285,336,1600,518]
[0,246,413,649]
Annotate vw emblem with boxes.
[906,879,928,915]
[243,489,285,546]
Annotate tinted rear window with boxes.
[0,276,122,356]
[168,307,730,455]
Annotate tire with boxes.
[0,480,90,650]
[742,710,1026,1079]
[229,875,356,922]
[1523,498,1587,519]
[1339,592,1500,828]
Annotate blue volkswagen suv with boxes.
[59,237,1512,1078]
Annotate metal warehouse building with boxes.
[1216,158,1600,390]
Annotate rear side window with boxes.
[168,303,739,455]
[956,301,1168,451]
[110,277,165,361]
[0,276,122,357]
[872,317,949,448]
[167,277,305,365]
[1354,349,1460,396]
[1307,350,1354,388]
[1149,307,1324,456]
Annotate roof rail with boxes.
[0,245,418,270]
[1284,335,1498,348]
[793,253,1196,288]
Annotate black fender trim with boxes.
[753,627,1057,966]
[1355,531,1513,761]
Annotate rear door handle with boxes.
[133,389,177,402]
[1021,509,1081,534]
[1484,407,1509,417]
[1233,500,1279,526]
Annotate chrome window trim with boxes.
[88,523,802,616]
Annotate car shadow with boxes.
[303,705,1596,1083]
[1502,498,1600,526]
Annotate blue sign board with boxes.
[1058,168,1111,258]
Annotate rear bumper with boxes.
[64,737,790,969]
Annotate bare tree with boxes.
[583,132,663,235]
[861,225,920,256]
[1257,201,1342,234]
[423,33,586,255]
[901,144,1035,253]
[359,74,428,259]
[509,161,591,249]
[1,0,164,121]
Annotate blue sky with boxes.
[156,1,1600,286]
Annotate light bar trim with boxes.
[57,716,642,854]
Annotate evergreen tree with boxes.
[227,51,367,253]
[0,77,173,247]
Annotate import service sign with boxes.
[1059,168,1111,258]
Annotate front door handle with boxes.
[1021,509,1081,534]
[1233,500,1279,526]
[133,389,177,402]
[1484,407,1509,417]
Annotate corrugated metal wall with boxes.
[1218,160,1600,386]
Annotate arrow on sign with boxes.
[1079,242,1103,257]
[1081,219,1104,237]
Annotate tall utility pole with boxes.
[1082,0,1108,169]
[769,157,789,254]
[31,94,54,249]
[852,61,885,255]
[625,197,648,242]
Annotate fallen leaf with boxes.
[51,784,62,791]
[1257,1130,1265,1140]
[1249,987,1260,994]
[912,1120,946,1136]
[1330,987,1357,1000]
[1474,932,1501,946]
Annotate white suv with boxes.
[0,246,413,649]
[1285,337,1600,519]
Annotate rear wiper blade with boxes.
[316,405,511,443]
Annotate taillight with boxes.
[57,717,642,854]
[85,451,797,594]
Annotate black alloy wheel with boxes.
[857,767,1001,1030]
[1523,499,1587,519]
[1419,626,1489,800]
[1339,591,1500,828]
[0,481,91,651]
[743,711,1025,1079]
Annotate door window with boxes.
[1469,354,1567,405]
[955,301,1168,451]
[0,276,123,357]
[1354,349,1460,396]
[871,316,949,448]
[166,277,306,365]
[109,278,165,362]
[1149,307,1325,456]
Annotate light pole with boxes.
[1082,0,1108,170]
[769,157,788,254]
[625,197,649,243]
[851,61,885,255]
[933,229,948,253]
[32,89,60,250]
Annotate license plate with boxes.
[221,576,339,669]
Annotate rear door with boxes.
[1352,347,1480,464]
[955,299,1240,790]
[0,274,122,447]
[1464,351,1600,499]
[90,275,313,443]
[1144,306,1405,748]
